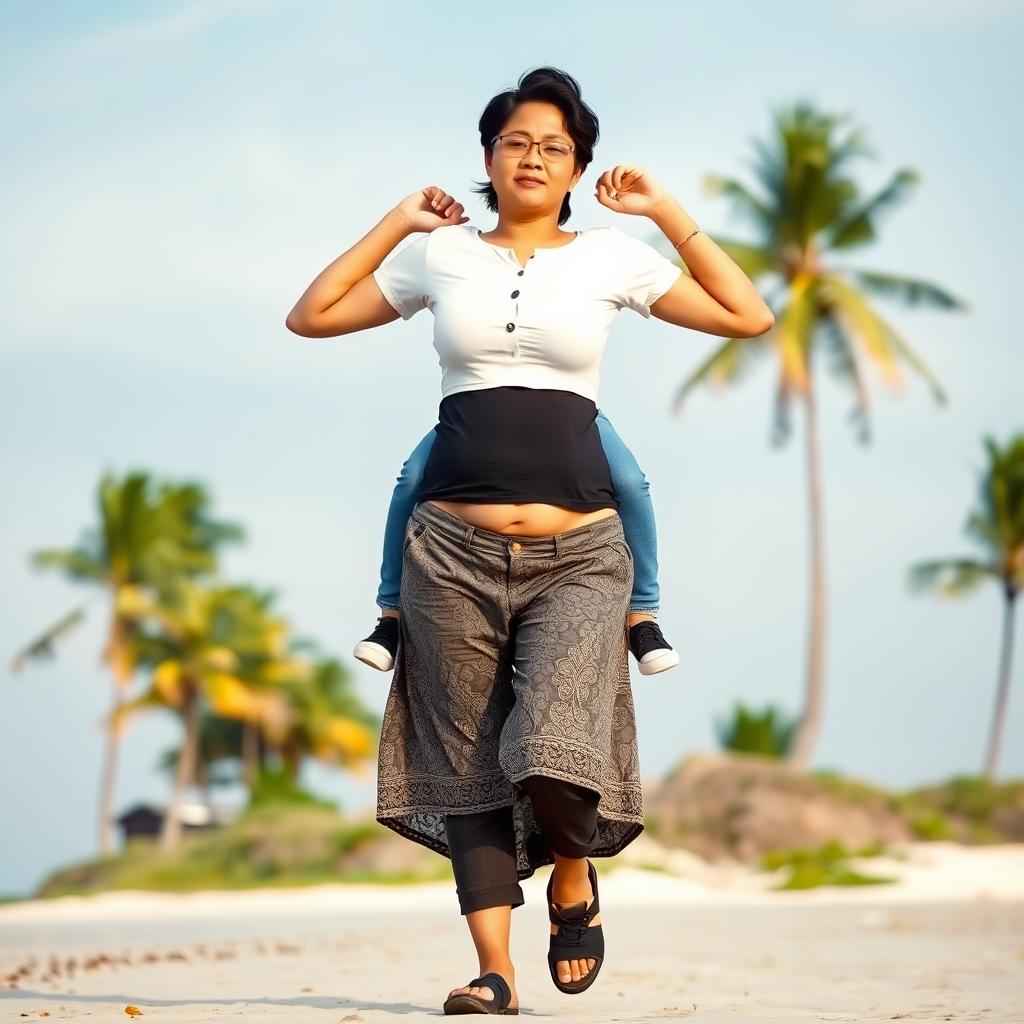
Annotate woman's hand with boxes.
[594,165,671,219]
[394,186,469,233]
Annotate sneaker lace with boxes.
[632,620,664,647]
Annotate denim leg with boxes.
[595,409,660,613]
[375,426,438,611]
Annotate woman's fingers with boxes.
[595,165,646,201]
[417,187,467,226]
[595,172,619,202]
[432,194,466,221]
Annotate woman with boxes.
[286,67,773,1016]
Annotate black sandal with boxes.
[442,971,519,1015]
[546,858,604,994]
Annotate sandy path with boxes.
[2,865,1022,1022]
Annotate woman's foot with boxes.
[353,611,400,671]
[549,862,600,987]
[446,961,518,1010]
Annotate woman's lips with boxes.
[515,178,544,188]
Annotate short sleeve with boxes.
[609,227,683,318]
[372,232,431,320]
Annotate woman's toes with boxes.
[557,957,597,982]
[447,983,498,1002]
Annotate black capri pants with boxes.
[446,773,601,914]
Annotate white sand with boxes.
[1,841,1022,1021]
[3,839,1022,923]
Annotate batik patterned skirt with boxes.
[375,499,645,880]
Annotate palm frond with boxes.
[845,269,969,312]
[770,372,795,447]
[773,273,818,395]
[881,316,949,405]
[700,174,775,235]
[906,558,996,598]
[828,169,921,250]
[669,334,771,416]
[820,274,904,392]
[28,548,106,582]
[817,314,872,444]
[9,605,89,673]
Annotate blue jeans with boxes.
[375,409,661,614]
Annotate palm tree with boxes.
[112,578,304,851]
[159,657,379,803]
[274,658,381,783]
[157,713,250,801]
[10,471,244,854]
[907,434,1024,779]
[666,100,968,770]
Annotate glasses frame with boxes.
[490,133,576,161]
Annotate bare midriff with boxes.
[424,499,618,537]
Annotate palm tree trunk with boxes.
[282,740,301,783]
[983,589,1018,780]
[242,721,260,789]
[160,690,200,853]
[97,679,120,856]
[97,610,133,857]
[786,375,828,770]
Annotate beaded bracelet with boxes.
[673,228,701,250]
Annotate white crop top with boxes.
[371,222,682,403]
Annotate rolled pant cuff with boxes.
[457,880,526,915]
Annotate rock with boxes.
[646,751,913,862]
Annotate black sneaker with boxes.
[628,619,680,675]
[353,615,400,672]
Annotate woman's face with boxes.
[484,100,583,217]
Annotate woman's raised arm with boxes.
[285,188,466,338]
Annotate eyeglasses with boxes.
[491,132,575,162]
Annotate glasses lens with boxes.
[499,135,571,160]
[542,141,571,159]
[501,136,530,156]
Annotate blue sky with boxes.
[1,1,1022,897]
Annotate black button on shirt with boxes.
[506,322,515,332]
[517,270,524,276]
[511,290,520,298]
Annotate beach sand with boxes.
[2,841,1022,1022]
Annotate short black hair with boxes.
[470,66,600,227]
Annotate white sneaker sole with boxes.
[637,648,680,675]
[353,640,396,672]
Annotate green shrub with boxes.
[714,701,797,757]
[759,840,898,890]
[245,765,336,811]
